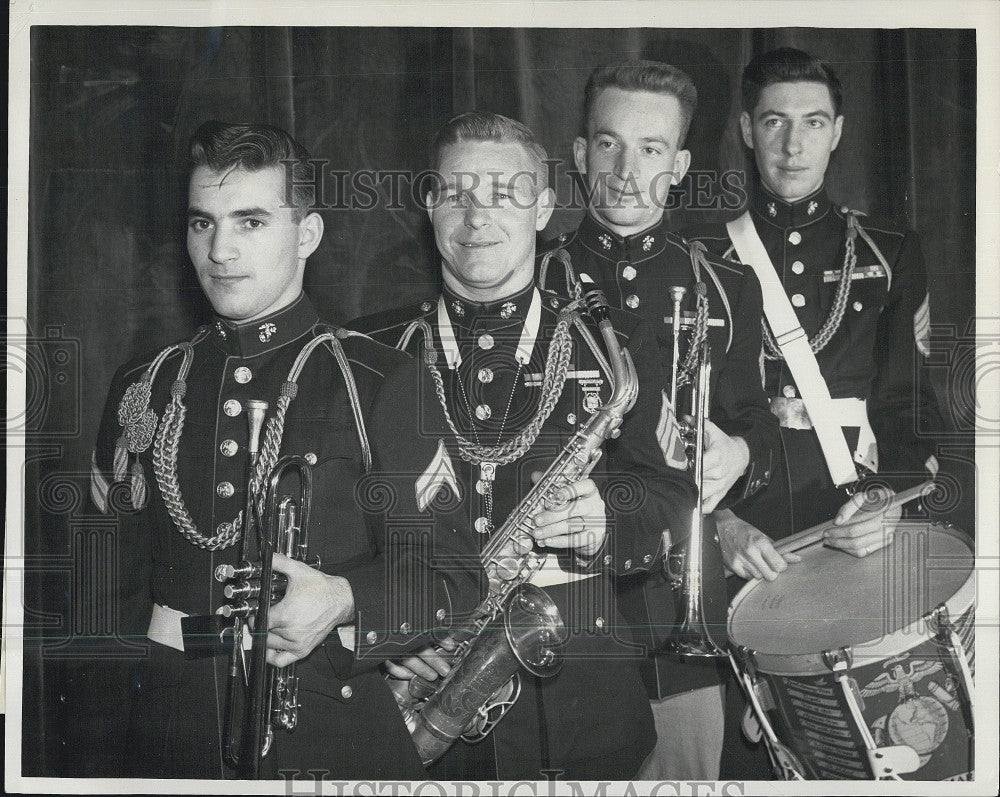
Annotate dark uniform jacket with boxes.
[552,214,779,699]
[351,281,698,780]
[66,294,483,780]
[685,182,944,539]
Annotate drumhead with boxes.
[728,522,974,668]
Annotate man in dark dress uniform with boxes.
[684,48,945,779]
[686,48,943,575]
[64,122,483,780]
[553,60,780,779]
[351,111,697,781]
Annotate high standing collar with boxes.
[210,293,319,357]
[749,181,832,229]
[440,282,537,333]
[575,212,669,263]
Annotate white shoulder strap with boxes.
[726,212,858,486]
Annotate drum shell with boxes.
[728,521,975,780]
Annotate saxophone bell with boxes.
[404,583,567,767]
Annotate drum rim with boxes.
[726,521,975,676]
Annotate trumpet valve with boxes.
[216,600,255,619]
[214,560,258,582]
[223,581,261,601]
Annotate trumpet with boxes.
[214,400,321,778]
[665,286,728,658]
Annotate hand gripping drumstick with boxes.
[724,480,936,577]
[775,479,937,554]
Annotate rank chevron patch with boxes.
[415,438,460,512]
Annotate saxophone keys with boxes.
[494,556,522,581]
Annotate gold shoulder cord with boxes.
[115,329,361,551]
[762,213,861,360]
[676,241,711,389]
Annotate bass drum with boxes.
[727,521,975,781]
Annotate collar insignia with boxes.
[257,322,277,343]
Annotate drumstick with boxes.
[774,479,937,554]
[723,480,936,577]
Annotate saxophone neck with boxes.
[579,280,638,417]
[595,319,638,417]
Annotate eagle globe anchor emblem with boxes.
[863,660,955,768]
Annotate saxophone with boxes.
[396,277,640,766]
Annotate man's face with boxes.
[574,87,691,236]
[187,164,322,323]
[741,81,844,202]
[427,140,554,302]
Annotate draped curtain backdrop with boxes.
[22,27,976,775]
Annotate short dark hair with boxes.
[741,47,843,117]
[581,61,698,146]
[189,121,315,221]
[430,111,549,195]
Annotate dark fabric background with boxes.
[21,26,976,776]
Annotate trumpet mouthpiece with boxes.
[245,399,269,455]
